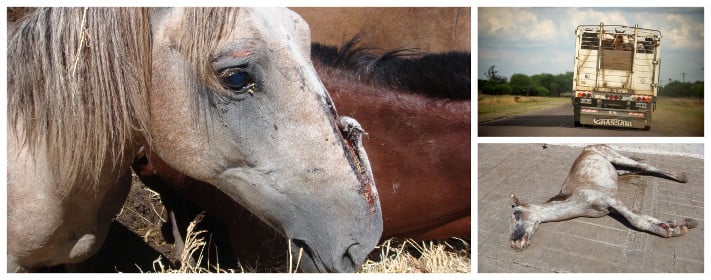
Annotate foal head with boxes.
[509,194,542,251]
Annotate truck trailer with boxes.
[572,22,661,130]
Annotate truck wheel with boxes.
[643,126,650,131]
[574,121,581,127]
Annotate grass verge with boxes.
[478,94,570,123]
[652,97,704,136]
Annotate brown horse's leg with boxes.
[606,197,697,237]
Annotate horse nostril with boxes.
[511,226,526,241]
[340,243,361,272]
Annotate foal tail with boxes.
[587,144,688,183]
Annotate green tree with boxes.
[478,70,578,97]
[554,72,574,94]
[479,79,497,95]
[690,81,704,98]
[549,82,561,96]
[496,83,513,95]
[485,65,507,83]
[659,80,704,97]
[510,73,532,96]
[534,86,549,96]
[531,73,554,89]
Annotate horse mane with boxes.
[8,7,35,23]
[8,8,152,194]
[311,34,471,100]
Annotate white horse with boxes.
[8,8,382,272]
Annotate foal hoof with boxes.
[510,236,530,251]
[684,218,698,229]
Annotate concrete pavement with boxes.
[478,144,704,273]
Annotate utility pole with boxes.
[681,72,687,83]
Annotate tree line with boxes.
[479,66,573,97]
[660,80,703,98]
[479,65,703,98]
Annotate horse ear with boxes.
[511,194,522,207]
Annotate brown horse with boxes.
[313,38,471,239]
[132,37,471,265]
[8,8,382,272]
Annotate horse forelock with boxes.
[8,7,151,194]
[173,8,242,109]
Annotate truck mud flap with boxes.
[579,108,648,129]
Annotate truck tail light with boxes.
[577,91,592,98]
[634,96,652,103]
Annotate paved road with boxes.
[478,103,664,137]
[478,144,704,273]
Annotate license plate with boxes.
[593,118,633,127]
[580,98,592,104]
[637,103,647,109]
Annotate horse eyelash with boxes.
[217,67,256,94]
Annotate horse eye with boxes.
[219,69,254,92]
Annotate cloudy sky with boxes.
[478,7,704,84]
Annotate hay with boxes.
[358,238,471,273]
[122,176,470,273]
[148,220,471,273]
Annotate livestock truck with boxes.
[572,23,661,130]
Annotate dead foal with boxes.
[509,144,697,251]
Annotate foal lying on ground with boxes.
[510,144,698,251]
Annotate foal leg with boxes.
[606,197,697,237]
[589,145,688,183]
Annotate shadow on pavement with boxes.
[480,114,574,128]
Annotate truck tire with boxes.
[574,121,581,127]
[643,126,650,131]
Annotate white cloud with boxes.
[479,8,557,42]
[662,14,704,49]
[565,8,630,28]
[555,8,702,50]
